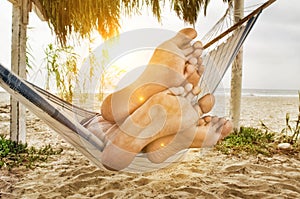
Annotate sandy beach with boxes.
[0,92,299,199]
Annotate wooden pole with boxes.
[230,0,244,132]
[10,0,29,143]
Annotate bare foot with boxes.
[101,84,207,171]
[101,28,203,123]
[144,116,233,163]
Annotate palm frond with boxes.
[37,0,230,45]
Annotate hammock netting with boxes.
[0,1,275,172]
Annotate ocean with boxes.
[216,88,300,98]
[0,88,299,104]
[241,89,299,97]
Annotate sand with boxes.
[0,92,299,199]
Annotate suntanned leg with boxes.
[101,28,204,123]
[144,116,233,163]
[85,116,114,142]
[101,86,205,171]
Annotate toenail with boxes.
[204,116,211,123]
[192,87,201,95]
[193,41,203,48]
[186,64,195,73]
[184,83,193,92]
[169,87,184,95]
[189,57,197,65]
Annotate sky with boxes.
[0,0,299,91]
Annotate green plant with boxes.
[0,134,62,170]
[26,40,35,74]
[217,91,300,157]
[77,43,125,103]
[39,0,224,45]
[216,126,276,156]
[281,91,300,144]
[44,44,79,102]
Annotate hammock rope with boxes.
[0,0,276,172]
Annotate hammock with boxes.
[0,0,275,172]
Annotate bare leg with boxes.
[101,28,203,123]
[143,84,229,163]
[101,83,218,171]
[144,116,233,163]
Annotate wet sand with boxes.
[0,92,299,198]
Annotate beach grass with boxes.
[0,134,63,170]
[217,91,300,157]
[280,91,300,143]
[216,126,276,156]
[216,124,300,157]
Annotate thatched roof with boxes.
[29,0,230,45]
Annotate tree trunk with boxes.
[230,0,244,132]
[10,0,29,143]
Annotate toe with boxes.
[203,116,212,123]
[188,57,198,65]
[197,118,206,126]
[184,64,201,86]
[220,120,233,139]
[211,116,219,124]
[185,63,196,75]
[171,28,197,47]
[183,42,203,59]
[187,71,200,87]
[179,28,197,38]
[182,46,195,57]
[198,94,215,114]
[192,48,203,58]
[184,83,193,93]
[187,48,203,61]
[201,117,225,147]
[214,118,227,134]
[183,83,196,101]
[193,41,203,49]
[169,86,185,96]
[198,65,205,76]
[192,86,201,95]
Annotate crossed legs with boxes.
[101,85,232,170]
[92,28,233,171]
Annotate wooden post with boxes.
[230,0,244,132]
[10,0,29,143]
